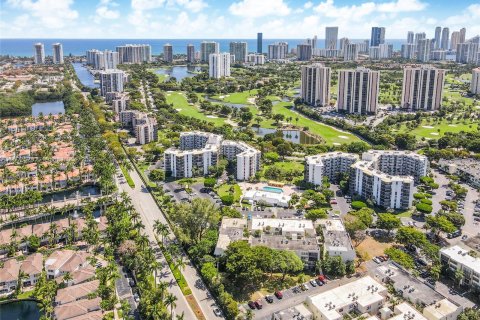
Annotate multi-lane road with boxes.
[116,164,223,320]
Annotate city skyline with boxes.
[1,0,479,39]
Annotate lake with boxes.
[72,62,99,88]
[31,101,65,116]
[0,300,42,320]
[153,66,202,82]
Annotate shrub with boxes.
[351,201,367,210]
[420,198,433,205]
[221,195,234,206]
[413,193,425,200]
[416,202,433,214]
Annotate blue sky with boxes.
[1,0,479,39]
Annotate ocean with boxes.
[0,39,407,57]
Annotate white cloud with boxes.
[6,0,78,28]
[94,0,120,22]
[377,0,427,13]
[304,1,313,9]
[229,0,291,18]
[131,0,165,11]
[175,0,207,12]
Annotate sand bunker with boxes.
[206,115,218,118]
[333,143,341,146]
[338,135,350,139]
[430,132,439,136]
[422,125,434,129]
[448,124,457,127]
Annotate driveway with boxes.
[115,265,139,320]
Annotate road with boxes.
[116,166,222,320]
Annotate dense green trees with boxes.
[376,213,401,235]
[0,92,34,117]
[223,241,305,288]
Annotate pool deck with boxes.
[238,182,301,197]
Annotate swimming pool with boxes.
[262,186,283,194]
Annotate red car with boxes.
[274,290,283,299]
[318,275,327,283]
[254,300,263,309]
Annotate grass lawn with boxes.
[120,164,135,188]
[211,89,258,104]
[148,68,169,82]
[166,92,227,126]
[259,161,304,183]
[217,183,242,202]
[267,102,363,145]
[395,119,478,140]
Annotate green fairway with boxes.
[265,102,363,145]
[148,68,169,82]
[395,119,478,139]
[166,92,227,126]
[211,89,258,104]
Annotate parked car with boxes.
[301,283,309,291]
[274,291,283,299]
[248,301,256,309]
[373,257,381,264]
[265,295,274,303]
[213,308,222,317]
[309,280,317,287]
[318,275,327,283]
[315,278,324,286]
[133,293,140,302]
[254,300,263,309]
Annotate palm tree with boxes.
[165,293,177,319]
[63,272,73,285]
[153,220,169,245]
[16,270,28,296]
[175,312,185,320]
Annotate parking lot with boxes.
[247,275,358,319]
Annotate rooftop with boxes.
[440,245,480,271]
[422,299,461,319]
[307,276,387,320]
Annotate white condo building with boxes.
[350,150,428,209]
[33,43,45,64]
[164,132,222,178]
[52,43,64,64]
[201,41,219,62]
[337,67,379,115]
[187,44,195,63]
[300,64,331,107]
[163,43,173,63]
[268,42,289,60]
[325,27,338,50]
[456,42,479,64]
[221,140,261,181]
[99,70,125,96]
[297,44,312,61]
[401,65,445,111]
[86,49,118,70]
[229,42,247,63]
[440,245,480,291]
[317,219,356,262]
[306,276,387,320]
[417,39,432,62]
[471,68,480,94]
[246,54,265,65]
[343,43,358,61]
[164,132,261,179]
[209,53,231,79]
[116,44,151,64]
[305,152,359,185]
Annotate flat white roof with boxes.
[440,245,480,272]
[307,276,387,320]
[423,299,460,319]
[250,217,313,233]
[319,219,346,232]
[390,302,426,320]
